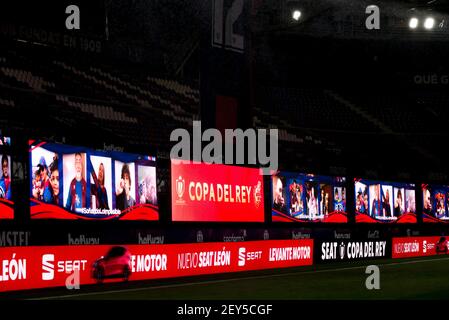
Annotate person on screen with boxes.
[296,184,303,214]
[371,186,381,217]
[91,163,109,210]
[436,194,445,217]
[363,193,368,214]
[394,189,404,217]
[382,189,392,217]
[334,188,340,202]
[437,198,445,216]
[139,175,157,205]
[406,192,416,213]
[446,192,449,217]
[324,193,329,215]
[320,188,329,216]
[32,167,43,200]
[273,177,286,213]
[290,182,303,216]
[0,137,10,146]
[0,155,11,200]
[44,156,59,205]
[65,153,87,211]
[116,163,135,211]
[37,157,51,202]
[423,189,432,216]
[320,189,326,216]
[355,190,363,213]
[334,187,344,212]
[306,185,318,219]
[289,180,299,214]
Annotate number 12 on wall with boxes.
[212,0,245,53]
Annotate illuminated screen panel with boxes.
[0,239,313,292]
[272,172,347,223]
[0,136,13,219]
[354,178,416,223]
[171,161,264,222]
[422,184,449,223]
[392,236,449,258]
[29,140,158,220]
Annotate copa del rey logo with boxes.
[175,175,262,208]
[175,176,186,205]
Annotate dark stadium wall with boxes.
[199,0,252,132]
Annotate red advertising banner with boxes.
[392,236,449,259]
[0,239,313,292]
[0,198,14,219]
[171,162,264,222]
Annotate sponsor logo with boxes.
[68,234,100,245]
[175,176,186,204]
[171,163,265,222]
[178,250,232,270]
[238,247,263,267]
[292,232,311,240]
[394,241,420,254]
[321,241,387,260]
[269,246,311,262]
[102,143,124,152]
[254,181,262,208]
[321,242,338,260]
[339,242,345,259]
[334,231,351,240]
[42,254,54,280]
[0,254,27,282]
[224,230,247,242]
[0,231,31,247]
[392,237,447,258]
[131,254,168,272]
[138,233,164,244]
[238,247,246,267]
[41,254,87,280]
[422,240,435,253]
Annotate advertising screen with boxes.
[0,239,313,292]
[272,172,347,223]
[422,184,449,223]
[354,178,416,223]
[0,136,13,219]
[171,161,264,222]
[319,239,388,262]
[392,236,449,258]
[29,140,158,220]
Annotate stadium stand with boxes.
[0,42,200,154]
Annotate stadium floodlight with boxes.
[292,10,301,21]
[424,17,435,29]
[409,17,419,29]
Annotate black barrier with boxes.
[0,223,445,262]
[314,226,391,263]
[316,239,390,263]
